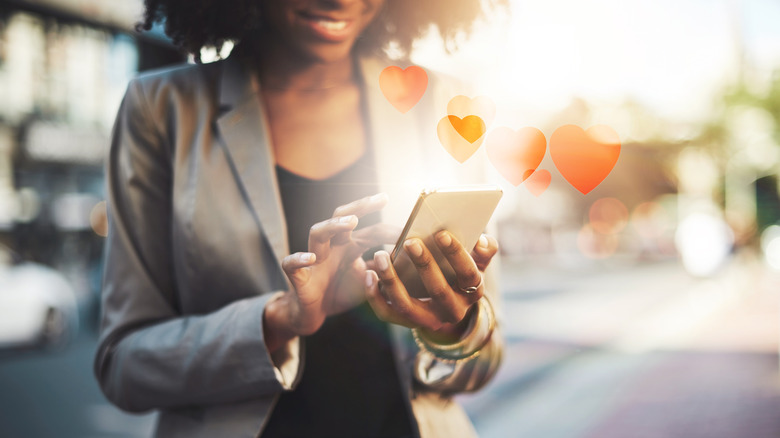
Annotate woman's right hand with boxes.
[263,193,392,352]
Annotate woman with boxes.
[95,0,503,437]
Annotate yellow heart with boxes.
[447,115,486,144]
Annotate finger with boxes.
[308,215,358,260]
[351,223,402,248]
[471,234,499,272]
[345,257,368,285]
[403,238,466,324]
[347,224,401,257]
[332,193,389,219]
[338,257,369,306]
[434,231,484,296]
[281,252,316,290]
[344,224,403,261]
[364,270,410,327]
[373,250,433,327]
[332,194,388,245]
[342,223,401,261]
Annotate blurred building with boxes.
[0,0,183,322]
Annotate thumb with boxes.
[282,252,316,290]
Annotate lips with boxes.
[298,11,354,42]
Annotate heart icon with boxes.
[525,169,551,196]
[550,125,620,195]
[436,95,494,161]
[485,127,546,186]
[447,95,496,128]
[437,116,485,163]
[448,115,485,144]
[379,66,428,113]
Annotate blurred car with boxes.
[0,247,79,350]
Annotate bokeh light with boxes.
[631,201,670,239]
[577,223,619,259]
[589,197,629,235]
[760,224,780,271]
[675,213,734,277]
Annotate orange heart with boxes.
[550,125,620,195]
[448,115,485,144]
[379,66,428,113]
[485,127,546,186]
[437,116,485,163]
[525,169,551,196]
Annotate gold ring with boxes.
[458,274,482,294]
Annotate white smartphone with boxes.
[390,186,503,298]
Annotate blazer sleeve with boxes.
[94,78,299,413]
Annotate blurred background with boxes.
[0,0,779,437]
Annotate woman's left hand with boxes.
[365,231,499,343]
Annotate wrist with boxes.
[412,297,496,363]
[419,304,477,344]
[263,292,297,354]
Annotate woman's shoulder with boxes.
[128,60,224,104]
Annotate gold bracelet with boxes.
[411,297,496,363]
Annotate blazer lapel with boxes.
[215,57,290,274]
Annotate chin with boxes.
[299,42,357,64]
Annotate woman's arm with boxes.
[94,78,298,413]
[365,233,503,395]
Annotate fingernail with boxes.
[436,231,452,247]
[300,253,315,263]
[340,215,356,223]
[365,271,375,288]
[478,235,488,249]
[375,251,390,271]
[405,239,423,257]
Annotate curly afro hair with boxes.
[137,0,500,62]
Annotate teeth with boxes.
[316,19,347,31]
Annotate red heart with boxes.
[525,169,551,196]
[550,125,620,195]
[485,127,546,186]
[379,66,428,113]
[448,115,486,144]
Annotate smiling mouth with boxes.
[315,18,348,31]
[299,12,354,41]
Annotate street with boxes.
[459,254,780,438]
[1,255,778,437]
[0,333,156,438]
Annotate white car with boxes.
[0,252,79,350]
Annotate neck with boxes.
[254,31,356,91]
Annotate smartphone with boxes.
[390,186,503,298]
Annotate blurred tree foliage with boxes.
[724,70,780,145]
[721,70,780,233]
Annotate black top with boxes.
[261,151,414,438]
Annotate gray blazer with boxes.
[94,55,502,438]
